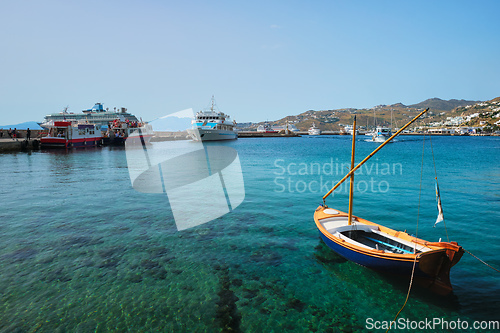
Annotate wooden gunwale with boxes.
[314,206,456,262]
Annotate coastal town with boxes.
[1,97,499,152]
[238,97,500,136]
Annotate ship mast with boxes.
[348,116,357,225]
[323,108,429,204]
[391,109,393,130]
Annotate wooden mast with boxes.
[322,108,429,204]
[348,116,356,225]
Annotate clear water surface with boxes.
[0,135,499,332]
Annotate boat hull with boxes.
[372,135,391,143]
[187,128,237,141]
[319,231,418,275]
[40,137,102,149]
[105,134,153,146]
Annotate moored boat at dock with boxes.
[40,121,102,148]
[308,122,321,136]
[42,103,153,147]
[44,103,142,128]
[257,121,278,133]
[187,97,237,141]
[104,119,154,146]
[343,124,357,135]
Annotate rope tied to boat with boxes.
[386,256,418,333]
[386,129,427,333]
[464,248,500,273]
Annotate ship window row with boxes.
[199,116,220,120]
[49,115,135,121]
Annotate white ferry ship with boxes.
[308,122,321,136]
[43,103,153,145]
[187,97,237,141]
[44,103,141,127]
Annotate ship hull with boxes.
[40,137,102,149]
[105,134,153,146]
[187,128,237,141]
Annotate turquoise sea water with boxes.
[0,136,499,332]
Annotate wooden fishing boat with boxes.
[314,109,464,295]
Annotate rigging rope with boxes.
[465,249,500,273]
[386,133,426,333]
[430,133,497,272]
[428,133,450,242]
[386,131,498,333]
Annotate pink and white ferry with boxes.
[40,121,102,148]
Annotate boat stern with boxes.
[417,242,464,295]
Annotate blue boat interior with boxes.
[341,230,418,255]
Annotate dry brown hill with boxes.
[243,98,486,131]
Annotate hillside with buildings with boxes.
[432,97,500,133]
[238,97,499,133]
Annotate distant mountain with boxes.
[0,121,43,130]
[408,98,480,111]
[247,97,489,131]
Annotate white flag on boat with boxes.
[434,182,444,227]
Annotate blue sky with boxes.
[1,0,499,125]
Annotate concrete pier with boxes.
[0,138,40,152]
[237,131,301,138]
[151,131,190,142]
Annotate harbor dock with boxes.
[237,131,301,138]
[151,131,189,142]
[1,131,497,153]
[0,138,40,152]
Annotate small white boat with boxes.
[308,122,321,136]
[372,126,392,142]
[257,121,278,133]
[344,124,358,135]
[187,97,237,141]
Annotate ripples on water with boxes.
[0,136,499,332]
